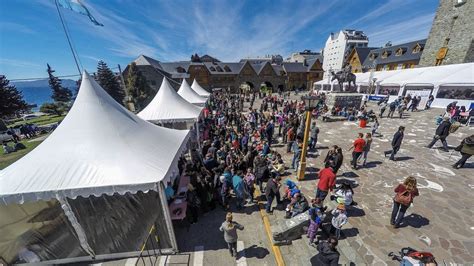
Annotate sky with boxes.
[0,0,439,80]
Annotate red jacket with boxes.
[317,167,336,192]
[394,184,419,200]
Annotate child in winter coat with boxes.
[333,182,354,207]
[330,204,348,239]
[307,199,325,246]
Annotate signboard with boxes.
[368,95,387,102]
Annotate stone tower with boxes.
[419,0,474,66]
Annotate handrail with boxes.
[136,224,161,266]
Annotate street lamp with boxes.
[297,95,320,181]
[371,78,377,95]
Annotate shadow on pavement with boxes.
[346,207,365,217]
[396,156,414,161]
[240,244,270,259]
[341,171,359,178]
[363,160,383,168]
[340,227,360,240]
[401,213,430,228]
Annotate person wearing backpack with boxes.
[426,116,451,152]
[452,135,474,169]
[387,101,397,118]
[391,176,419,228]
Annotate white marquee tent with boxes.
[191,79,211,97]
[177,79,207,106]
[314,63,474,108]
[0,72,189,264]
[138,78,203,123]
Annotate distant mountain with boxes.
[12,79,77,89]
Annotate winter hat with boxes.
[337,203,345,210]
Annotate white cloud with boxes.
[0,58,41,68]
[366,13,435,46]
[348,0,409,27]
[1,22,37,34]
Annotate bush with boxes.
[40,102,68,116]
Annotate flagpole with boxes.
[54,0,82,76]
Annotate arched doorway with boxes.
[240,81,255,95]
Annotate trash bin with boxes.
[359,119,367,128]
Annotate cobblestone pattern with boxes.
[272,100,474,265]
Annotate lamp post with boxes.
[297,95,320,181]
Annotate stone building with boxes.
[362,39,427,71]
[419,0,474,66]
[124,54,323,93]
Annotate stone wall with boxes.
[419,0,474,66]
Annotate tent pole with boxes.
[157,182,179,252]
[58,197,96,258]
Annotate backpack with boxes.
[394,190,412,206]
[449,122,461,133]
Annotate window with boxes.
[369,53,378,60]
[436,85,474,100]
[216,66,223,72]
[412,43,423,53]
[224,65,231,72]
[176,66,186,73]
[209,66,216,71]
[379,85,400,96]
[381,50,392,58]
[359,85,369,93]
[395,48,406,56]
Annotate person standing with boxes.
[219,212,244,257]
[244,168,256,203]
[313,236,340,266]
[361,133,372,167]
[265,176,281,213]
[426,117,451,152]
[371,117,379,136]
[452,135,474,169]
[391,176,419,228]
[316,161,336,203]
[348,133,366,170]
[379,100,388,118]
[309,122,320,150]
[384,126,405,161]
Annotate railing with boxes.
[136,224,162,266]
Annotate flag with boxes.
[57,0,104,26]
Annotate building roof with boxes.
[353,47,376,63]
[282,62,308,72]
[306,55,324,71]
[362,39,427,67]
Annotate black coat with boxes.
[312,241,340,266]
[392,131,404,148]
[435,121,451,139]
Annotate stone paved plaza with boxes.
[101,94,473,266]
[271,101,474,265]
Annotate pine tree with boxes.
[47,63,72,103]
[125,62,153,109]
[0,75,29,118]
[96,60,125,104]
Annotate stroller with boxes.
[388,247,437,265]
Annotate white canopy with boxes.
[0,72,189,205]
[177,79,207,105]
[191,79,211,97]
[138,78,203,123]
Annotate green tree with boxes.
[125,62,154,109]
[39,102,67,116]
[47,64,72,103]
[0,75,29,118]
[96,60,125,104]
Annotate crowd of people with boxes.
[162,88,472,265]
